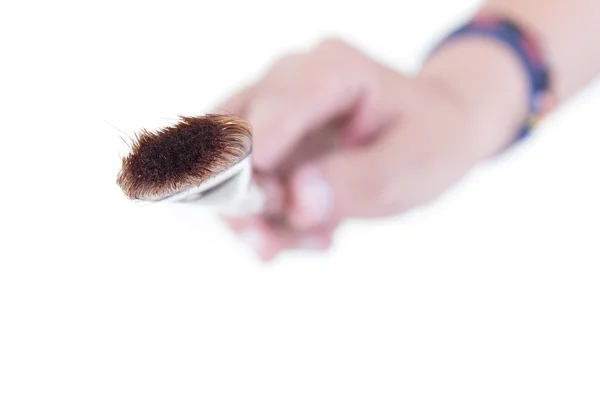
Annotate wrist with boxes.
[419,36,530,159]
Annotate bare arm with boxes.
[219,1,600,260]
[484,0,600,100]
[422,0,600,157]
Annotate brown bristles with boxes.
[117,114,252,200]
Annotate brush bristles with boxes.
[117,114,252,201]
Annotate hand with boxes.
[216,37,528,261]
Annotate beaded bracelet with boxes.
[430,14,556,146]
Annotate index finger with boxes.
[236,39,377,172]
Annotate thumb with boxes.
[286,143,399,230]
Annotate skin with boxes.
[217,0,600,261]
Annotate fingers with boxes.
[285,107,481,232]
[213,38,425,259]
[225,135,396,260]
[286,147,387,230]
[220,39,379,173]
[224,215,335,262]
[284,125,426,230]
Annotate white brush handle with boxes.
[221,181,267,216]
[151,156,267,216]
[181,157,267,216]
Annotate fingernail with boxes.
[238,226,263,252]
[292,166,333,228]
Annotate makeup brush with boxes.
[116,114,266,216]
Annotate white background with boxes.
[1,0,599,398]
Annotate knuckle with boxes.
[310,37,368,77]
[269,53,303,74]
[262,53,307,88]
[314,37,350,52]
[314,37,361,62]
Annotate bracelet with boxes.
[430,13,556,146]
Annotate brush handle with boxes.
[224,181,268,216]
[184,157,267,216]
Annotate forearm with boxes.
[419,0,600,159]
[483,0,600,101]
